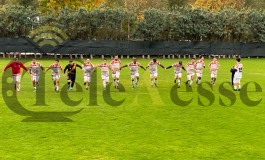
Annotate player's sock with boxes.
[103,80,106,90]
[198,79,201,84]
[116,80,119,89]
[154,79,157,86]
[17,84,20,92]
[113,80,117,88]
[174,79,176,83]
[238,85,241,91]
[178,80,181,87]
[56,85,59,92]
[189,80,193,86]
[136,79,139,87]
[131,79,134,88]
[234,85,237,91]
[186,80,189,85]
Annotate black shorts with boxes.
[68,74,76,82]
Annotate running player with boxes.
[110,55,121,89]
[208,57,220,85]
[186,58,196,87]
[63,59,82,91]
[166,61,186,88]
[233,58,243,91]
[29,58,44,92]
[195,56,205,84]
[82,58,95,90]
[95,59,113,90]
[3,58,29,93]
[45,59,63,92]
[146,58,165,86]
[120,57,146,89]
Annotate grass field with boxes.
[0,57,264,160]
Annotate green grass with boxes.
[0,57,265,160]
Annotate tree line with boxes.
[0,2,265,42]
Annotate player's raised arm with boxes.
[45,66,51,73]
[158,63,166,69]
[20,62,29,73]
[139,65,146,71]
[108,65,114,71]
[166,65,173,69]
[76,64,82,69]
[63,65,68,74]
[3,63,12,73]
[120,64,128,70]
[146,61,150,69]
[40,66,45,72]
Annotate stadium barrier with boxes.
[0,38,264,58]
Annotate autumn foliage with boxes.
[192,0,246,11]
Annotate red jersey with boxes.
[4,61,28,75]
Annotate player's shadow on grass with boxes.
[2,73,83,122]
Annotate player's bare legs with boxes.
[186,75,194,87]
[175,77,181,88]
[154,77,157,86]
[103,78,109,90]
[211,77,216,85]
[67,79,71,90]
[32,79,36,92]
[196,76,202,84]
[114,77,119,89]
[131,78,135,88]
[150,76,154,86]
[136,76,139,87]
[233,79,241,91]
[84,81,90,90]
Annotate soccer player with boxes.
[166,61,186,88]
[45,59,63,92]
[195,56,205,84]
[64,59,82,91]
[2,58,29,93]
[208,57,220,85]
[233,58,243,91]
[186,58,196,87]
[110,55,121,89]
[82,58,95,90]
[120,57,146,89]
[95,59,113,90]
[29,58,44,92]
[146,58,165,86]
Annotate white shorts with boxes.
[102,74,109,82]
[211,70,217,78]
[52,74,60,81]
[174,73,182,79]
[187,72,194,80]
[150,72,158,78]
[12,74,21,83]
[196,70,203,77]
[131,72,139,79]
[31,75,39,82]
[233,77,241,84]
[84,76,91,83]
[112,70,120,79]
